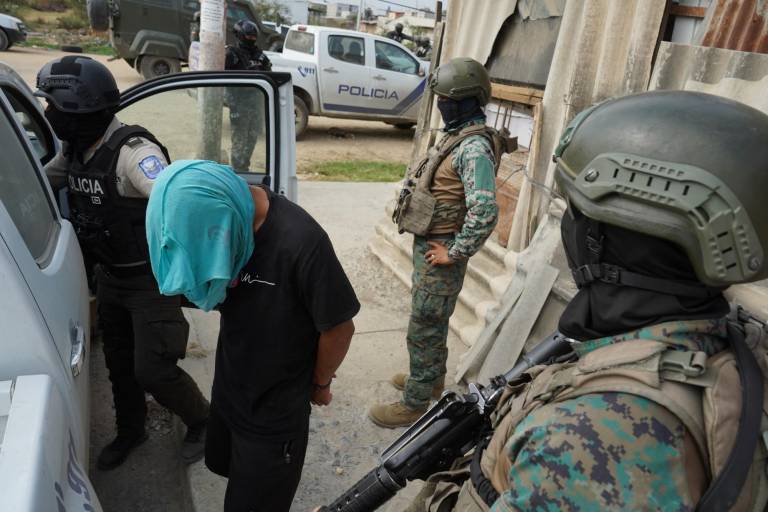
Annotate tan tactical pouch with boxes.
[477,321,768,511]
[393,125,509,236]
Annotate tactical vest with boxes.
[438,312,768,512]
[67,125,170,268]
[393,124,507,236]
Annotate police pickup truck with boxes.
[269,25,428,138]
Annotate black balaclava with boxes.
[437,96,484,132]
[45,106,114,156]
[558,204,729,340]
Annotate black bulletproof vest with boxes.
[66,125,170,267]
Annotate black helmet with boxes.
[395,22,404,32]
[554,91,768,287]
[34,56,120,113]
[234,20,260,45]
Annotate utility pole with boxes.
[356,0,364,31]
[198,0,226,161]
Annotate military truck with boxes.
[87,0,283,80]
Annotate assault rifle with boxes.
[320,332,576,512]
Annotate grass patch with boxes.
[19,36,115,56]
[304,160,406,182]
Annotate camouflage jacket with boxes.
[443,118,499,262]
[491,318,729,512]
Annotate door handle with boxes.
[69,321,85,377]
[323,67,339,74]
[373,75,386,81]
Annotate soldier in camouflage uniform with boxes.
[225,20,271,172]
[369,58,501,428]
[410,91,768,511]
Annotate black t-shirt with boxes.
[212,188,360,437]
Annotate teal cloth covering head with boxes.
[146,160,255,311]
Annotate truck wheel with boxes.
[394,123,416,130]
[0,30,9,52]
[87,0,110,31]
[294,96,309,140]
[139,56,181,80]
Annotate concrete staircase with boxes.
[369,194,518,348]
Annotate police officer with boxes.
[225,19,271,173]
[36,56,210,470]
[369,58,504,428]
[412,91,768,510]
[387,22,413,44]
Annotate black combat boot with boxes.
[181,420,207,464]
[97,431,149,470]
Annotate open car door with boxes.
[116,70,297,202]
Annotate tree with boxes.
[252,0,291,25]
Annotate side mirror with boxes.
[418,64,425,77]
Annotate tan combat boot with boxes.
[368,402,427,428]
[390,373,445,399]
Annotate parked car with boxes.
[274,25,428,138]
[86,0,283,79]
[0,13,27,51]
[0,60,296,510]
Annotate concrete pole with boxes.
[356,0,363,31]
[198,0,226,161]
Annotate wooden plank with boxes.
[670,5,707,18]
[491,83,543,106]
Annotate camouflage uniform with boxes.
[404,118,499,409]
[227,88,262,173]
[489,318,727,511]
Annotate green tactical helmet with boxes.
[429,57,491,105]
[553,90,768,287]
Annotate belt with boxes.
[103,262,152,278]
[425,233,456,241]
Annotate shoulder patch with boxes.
[125,137,143,149]
[138,155,165,180]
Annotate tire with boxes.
[394,123,416,130]
[0,30,9,52]
[294,95,309,140]
[87,0,110,31]
[60,45,83,53]
[139,56,181,80]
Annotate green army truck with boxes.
[87,0,283,80]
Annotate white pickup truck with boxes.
[268,25,429,138]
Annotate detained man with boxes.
[145,160,360,511]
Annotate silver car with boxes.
[0,61,297,510]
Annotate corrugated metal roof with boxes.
[650,41,768,112]
[698,0,768,53]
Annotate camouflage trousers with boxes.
[404,236,468,409]
[227,91,261,172]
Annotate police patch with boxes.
[138,155,165,179]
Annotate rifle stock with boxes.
[320,332,573,512]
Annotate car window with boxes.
[117,85,269,175]
[375,41,419,75]
[285,30,314,55]
[0,102,59,264]
[1,86,55,165]
[328,35,365,66]
[227,5,250,21]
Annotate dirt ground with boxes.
[1,46,415,173]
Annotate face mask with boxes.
[437,96,483,131]
[45,106,114,153]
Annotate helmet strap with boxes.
[572,218,717,298]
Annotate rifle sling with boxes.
[470,434,499,507]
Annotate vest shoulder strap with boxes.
[417,125,500,188]
[90,125,171,174]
